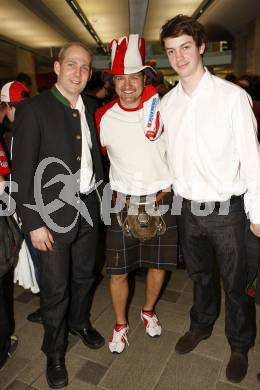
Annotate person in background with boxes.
[152,70,170,97]
[225,72,237,84]
[0,102,8,141]
[12,42,105,389]
[0,143,18,370]
[15,72,32,94]
[0,80,40,312]
[160,14,260,384]
[0,80,30,161]
[84,71,111,108]
[237,74,260,142]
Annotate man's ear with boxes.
[54,61,60,76]
[88,68,93,81]
[199,43,206,55]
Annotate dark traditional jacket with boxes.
[12,88,104,242]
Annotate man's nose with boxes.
[175,49,184,61]
[74,66,81,76]
[123,76,132,88]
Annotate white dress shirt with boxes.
[160,68,260,223]
[75,95,95,193]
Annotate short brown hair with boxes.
[160,14,207,49]
[58,41,92,64]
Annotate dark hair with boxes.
[160,14,207,49]
[237,74,256,87]
[225,73,237,83]
[86,72,105,93]
[15,72,32,87]
[237,74,258,98]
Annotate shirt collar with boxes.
[51,84,70,107]
[177,67,212,98]
[51,84,83,110]
[75,94,84,113]
[194,67,212,94]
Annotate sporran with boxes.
[115,194,166,241]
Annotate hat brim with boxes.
[102,65,157,82]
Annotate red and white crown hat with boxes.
[104,34,156,78]
[0,80,30,103]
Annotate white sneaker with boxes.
[8,335,18,358]
[141,310,162,337]
[108,325,129,353]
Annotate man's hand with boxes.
[30,227,54,251]
[250,223,260,238]
[0,175,5,195]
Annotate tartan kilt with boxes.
[105,192,179,275]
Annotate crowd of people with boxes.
[0,14,260,390]
[225,72,260,141]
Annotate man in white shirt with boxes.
[160,15,260,383]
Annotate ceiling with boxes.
[0,0,259,77]
[0,0,202,56]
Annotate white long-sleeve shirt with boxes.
[76,95,95,193]
[54,87,94,193]
[160,68,260,223]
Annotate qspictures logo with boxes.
[0,157,236,233]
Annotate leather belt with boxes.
[182,195,244,211]
[112,187,171,205]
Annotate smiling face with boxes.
[113,72,145,109]
[164,34,205,83]
[54,45,92,105]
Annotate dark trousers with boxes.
[25,235,40,285]
[179,198,256,352]
[38,194,99,358]
[0,274,10,368]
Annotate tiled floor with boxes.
[1,269,260,390]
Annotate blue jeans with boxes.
[24,235,40,285]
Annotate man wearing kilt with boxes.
[95,34,178,353]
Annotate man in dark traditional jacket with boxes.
[12,42,104,389]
